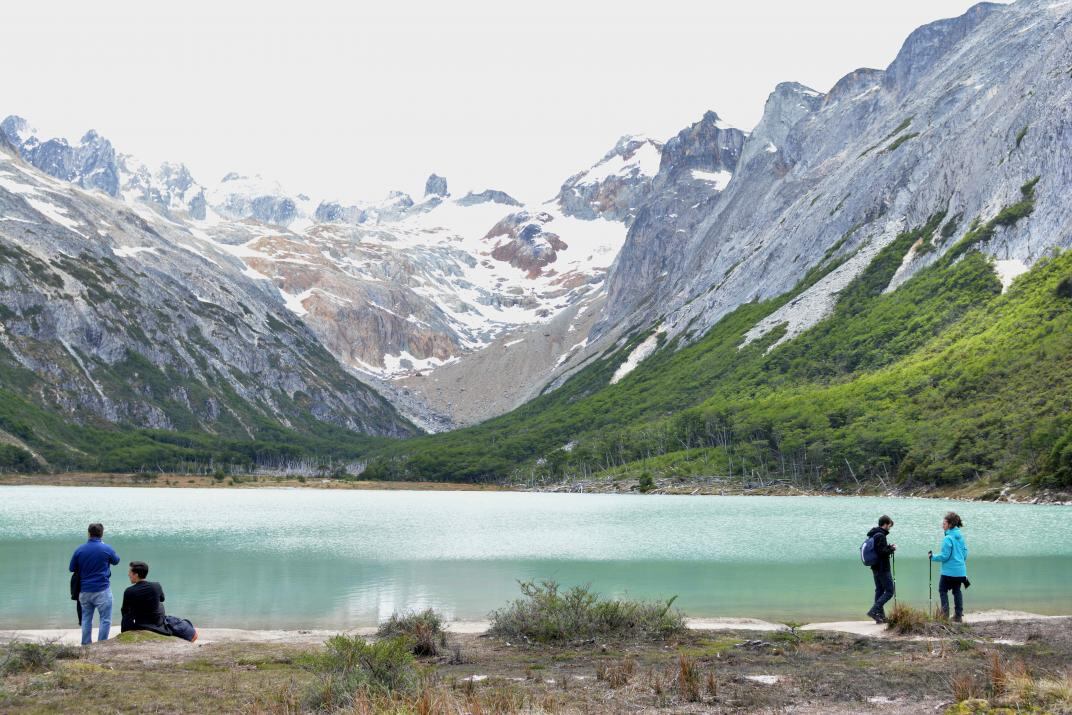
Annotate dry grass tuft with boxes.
[596,656,636,688]
[885,603,929,634]
[949,672,981,702]
[676,653,702,703]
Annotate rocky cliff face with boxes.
[0,145,413,440]
[578,0,1072,375]
[592,112,747,334]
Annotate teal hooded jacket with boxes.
[931,526,968,577]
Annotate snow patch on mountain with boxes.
[690,169,733,190]
[574,138,662,185]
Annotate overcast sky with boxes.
[4,1,1000,204]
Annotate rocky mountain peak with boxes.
[883,1,1002,95]
[555,134,663,225]
[738,82,824,169]
[0,115,32,146]
[455,189,521,207]
[823,68,885,106]
[0,119,121,197]
[425,173,449,197]
[656,110,746,186]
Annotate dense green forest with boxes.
[3,195,1071,490]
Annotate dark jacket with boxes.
[121,580,167,632]
[68,538,120,593]
[867,526,895,573]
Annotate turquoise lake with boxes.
[0,486,1069,629]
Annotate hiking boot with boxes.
[952,615,963,623]
[867,610,884,624]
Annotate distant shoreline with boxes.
[1,471,1068,504]
[1,471,1069,504]
[0,472,507,492]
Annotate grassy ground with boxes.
[2,619,1069,713]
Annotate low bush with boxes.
[884,603,929,634]
[488,580,686,644]
[302,635,416,710]
[376,608,446,656]
[0,640,80,674]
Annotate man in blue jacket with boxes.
[69,523,120,645]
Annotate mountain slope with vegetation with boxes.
[361,210,1072,491]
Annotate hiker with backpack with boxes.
[929,511,970,622]
[862,515,897,623]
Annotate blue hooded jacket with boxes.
[69,537,120,593]
[931,526,968,577]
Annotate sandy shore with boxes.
[2,610,1062,646]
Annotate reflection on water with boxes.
[1,487,1069,628]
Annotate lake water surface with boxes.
[1,486,1069,629]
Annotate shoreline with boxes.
[2,610,1066,646]
[1,472,1069,503]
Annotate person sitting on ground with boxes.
[121,561,167,634]
[120,560,198,641]
[865,515,897,624]
[69,522,121,645]
[930,511,970,622]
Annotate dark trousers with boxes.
[870,568,895,615]
[939,575,966,617]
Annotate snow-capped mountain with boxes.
[2,112,738,429]
[555,135,663,225]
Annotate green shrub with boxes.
[637,472,655,493]
[488,580,685,644]
[303,635,417,710]
[1014,124,1029,149]
[0,443,37,472]
[885,132,920,152]
[0,640,81,674]
[376,609,446,656]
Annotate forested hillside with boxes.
[361,211,1072,491]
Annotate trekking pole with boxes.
[928,555,933,615]
[892,552,897,607]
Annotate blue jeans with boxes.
[870,569,895,615]
[78,589,113,645]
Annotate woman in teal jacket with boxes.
[929,511,969,622]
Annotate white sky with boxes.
[4,0,1000,204]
